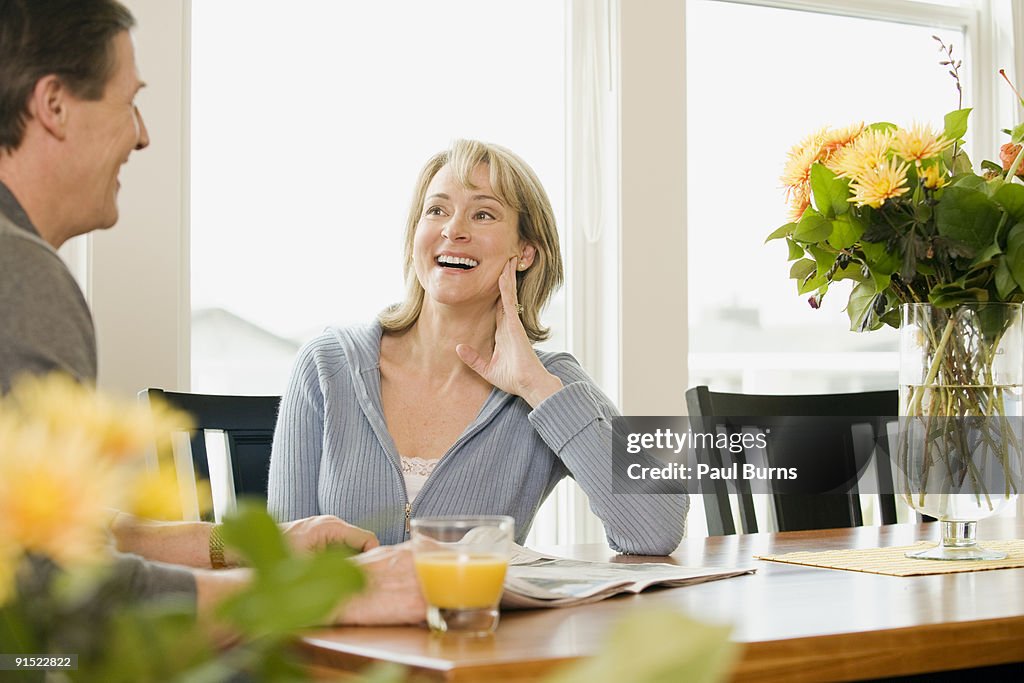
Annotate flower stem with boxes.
[1006,144,1024,181]
[908,314,958,416]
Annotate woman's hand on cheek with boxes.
[456,257,562,408]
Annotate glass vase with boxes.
[896,303,1023,560]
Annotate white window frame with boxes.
[87,0,190,398]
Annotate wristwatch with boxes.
[209,524,227,569]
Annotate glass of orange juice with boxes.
[411,515,514,636]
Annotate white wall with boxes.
[90,0,190,397]
[618,0,688,415]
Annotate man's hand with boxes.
[279,515,380,554]
[331,544,426,626]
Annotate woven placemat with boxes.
[756,539,1024,576]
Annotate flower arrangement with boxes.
[766,39,1024,328]
[0,374,366,681]
[766,41,1023,556]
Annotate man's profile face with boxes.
[64,31,149,233]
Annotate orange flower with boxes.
[787,184,811,221]
[1000,142,1024,177]
[818,123,865,157]
[781,123,864,221]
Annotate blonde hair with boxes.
[379,139,564,342]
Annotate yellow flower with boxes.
[891,122,954,162]
[128,464,212,520]
[848,157,911,208]
[780,135,820,190]
[6,374,192,463]
[0,420,124,567]
[0,538,19,606]
[828,129,893,178]
[920,164,948,189]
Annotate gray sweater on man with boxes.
[269,323,689,555]
[0,184,95,393]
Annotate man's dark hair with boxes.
[0,0,135,153]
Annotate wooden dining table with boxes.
[301,517,1024,682]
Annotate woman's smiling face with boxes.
[413,163,535,310]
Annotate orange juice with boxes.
[414,552,508,609]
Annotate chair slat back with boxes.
[685,385,898,535]
[140,388,280,520]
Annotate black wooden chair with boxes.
[140,388,281,520]
[684,385,899,536]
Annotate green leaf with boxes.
[982,159,1004,175]
[765,222,796,242]
[971,242,1002,266]
[220,501,290,570]
[928,283,990,307]
[797,270,827,295]
[879,308,901,328]
[993,183,1024,223]
[789,259,816,281]
[861,240,900,276]
[218,547,364,635]
[810,163,849,218]
[952,174,987,192]
[995,258,1019,299]
[827,214,863,250]
[943,108,971,142]
[808,244,836,276]
[1008,223,1024,288]
[951,150,973,175]
[793,211,832,243]
[867,122,897,133]
[215,504,366,638]
[546,610,736,683]
[846,281,876,332]
[934,187,1001,251]
[871,270,892,291]
[832,262,867,283]
[785,238,804,261]
[1012,122,1024,144]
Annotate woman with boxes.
[268,139,687,554]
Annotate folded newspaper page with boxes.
[501,544,755,609]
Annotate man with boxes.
[0,0,423,625]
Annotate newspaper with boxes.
[501,544,755,609]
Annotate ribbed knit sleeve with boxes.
[529,354,689,555]
[267,335,333,521]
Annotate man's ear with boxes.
[27,75,70,141]
[517,242,537,271]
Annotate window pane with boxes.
[686,0,965,394]
[191,0,566,394]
